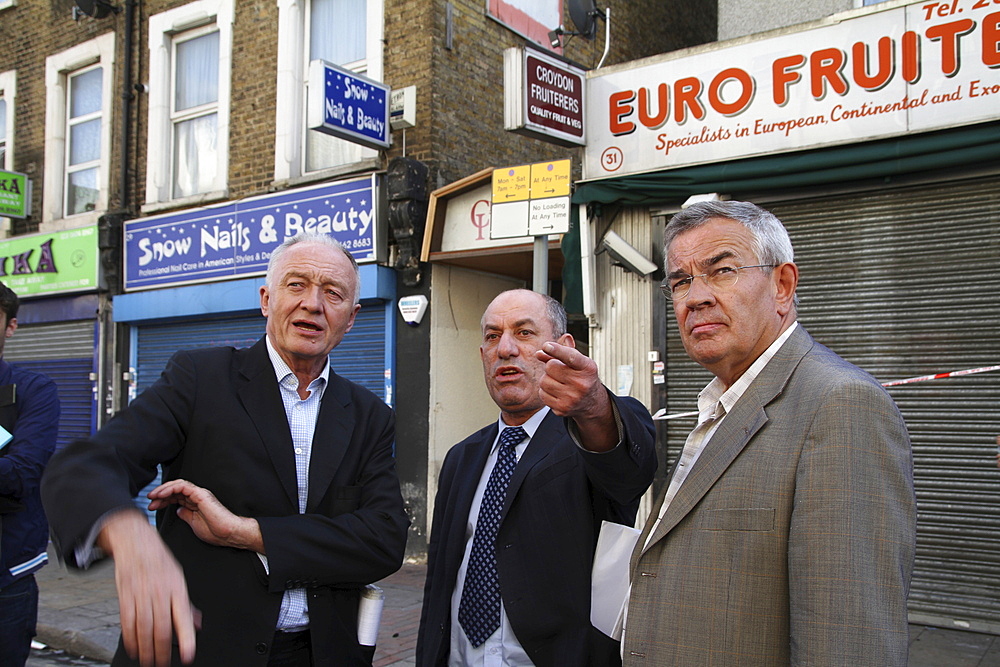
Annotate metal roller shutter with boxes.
[134,317,266,393]
[134,309,387,399]
[663,176,1000,633]
[3,320,97,450]
[131,307,388,520]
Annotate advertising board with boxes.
[584,1,1000,179]
[125,176,382,291]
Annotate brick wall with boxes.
[1,0,716,232]
[1,1,121,232]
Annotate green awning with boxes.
[572,121,1000,207]
[562,120,1000,313]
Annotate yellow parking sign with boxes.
[530,159,570,199]
[492,165,531,203]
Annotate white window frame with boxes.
[273,0,383,185]
[43,33,115,230]
[64,64,105,218]
[144,0,233,211]
[0,69,14,171]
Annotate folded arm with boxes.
[256,408,409,591]
[147,479,264,553]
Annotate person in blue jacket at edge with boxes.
[0,280,61,667]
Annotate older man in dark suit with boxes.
[43,233,409,667]
[417,289,656,667]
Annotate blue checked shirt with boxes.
[262,336,330,631]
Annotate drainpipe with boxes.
[99,0,136,424]
[119,0,136,208]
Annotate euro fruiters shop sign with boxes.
[584,0,1000,179]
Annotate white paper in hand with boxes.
[0,425,11,449]
[590,520,641,639]
[357,584,385,646]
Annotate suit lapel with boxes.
[306,371,355,513]
[637,326,815,559]
[442,427,496,578]
[501,411,566,518]
[459,427,497,519]
[236,339,298,508]
[639,407,768,553]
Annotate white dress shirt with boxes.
[262,336,329,631]
[448,407,549,667]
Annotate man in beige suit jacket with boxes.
[623,201,915,665]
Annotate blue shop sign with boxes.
[124,175,384,292]
[307,60,391,150]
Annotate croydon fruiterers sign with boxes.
[584,1,1000,179]
[505,46,586,147]
[124,176,383,291]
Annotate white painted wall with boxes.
[425,265,523,534]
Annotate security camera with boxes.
[601,231,658,276]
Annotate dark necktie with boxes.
[458,425,527,647]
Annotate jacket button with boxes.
[255,643,268,655]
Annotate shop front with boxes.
[574,1,1000,633]
[1,226,102,448]
[417,167,569,533]
[116,175,395,401]
[113,177,397,515]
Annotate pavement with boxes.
[33,546,422,667]
[31,545,1000,666]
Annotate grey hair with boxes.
[265,233,361,304]
[482,289,568,339]
[664,200,795,267]
[541,293,568,338]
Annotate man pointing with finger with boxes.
[416,289,656,666]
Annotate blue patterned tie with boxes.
[458,425,527,647]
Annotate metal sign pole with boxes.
[532,235,548,293]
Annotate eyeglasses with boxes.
[660,264,776,300]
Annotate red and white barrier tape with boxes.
[653,364,1000,420]
[880,364,1000,387]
